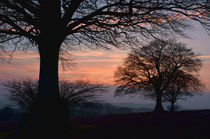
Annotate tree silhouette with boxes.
[114,39,202,112]
[163,70,204,112]
[4,79,105,110]
[0,0,209,129]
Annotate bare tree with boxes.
[4,79,106,110]
[5,80,38,110]
[163,70,204,112]
[0,0,209,127]
[114,39,202,112]
[59,80,106,107]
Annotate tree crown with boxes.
[114,39,203,98]
[4,79,106,110]
[0,0,209,50]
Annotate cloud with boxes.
[0,51,39,81]
[0,49,127,85]
[0,49,210,90]
[199,61,210,91]
[198,55,210,59]
[71,49,127,63]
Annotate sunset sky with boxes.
[0,22,210,91]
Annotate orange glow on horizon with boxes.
[0,49,210,91]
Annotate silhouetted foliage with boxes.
[4,80,106,110]
[60,80,106,106]
[163,70,204,112]
[1,1,209,48]
[114,39,203,112]
[4,80,38,110]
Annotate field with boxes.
[1,110,210,138]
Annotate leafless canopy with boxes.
[4,80,106,110]
[4,80,38,110]
[0,0,209,51]
[114,39,203,98]
[163,70,204,105]
[59,80,106,106]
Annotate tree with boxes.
[163,70,204,112]
[0,0,209,128]
[4,79,106,110]
[114,39,202,112]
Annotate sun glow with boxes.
[0,48,210,91]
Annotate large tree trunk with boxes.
[170,100,175,112]
[154,91,165,112]
[24,0,69,137]
[25,40,69,137]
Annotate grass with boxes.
[0,131,15,139]
[1,109,210,138]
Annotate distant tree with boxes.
[0,0,209,128]
[114,39,202,112]
[0,106,15,121]
[163,70,204,112]
[60,80,106,107]
[4,80,106,110]
[5,80,38,110]
[166,104,181,112]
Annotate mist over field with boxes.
[1,84,210,112]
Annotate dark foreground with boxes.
[1,110,210,139]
